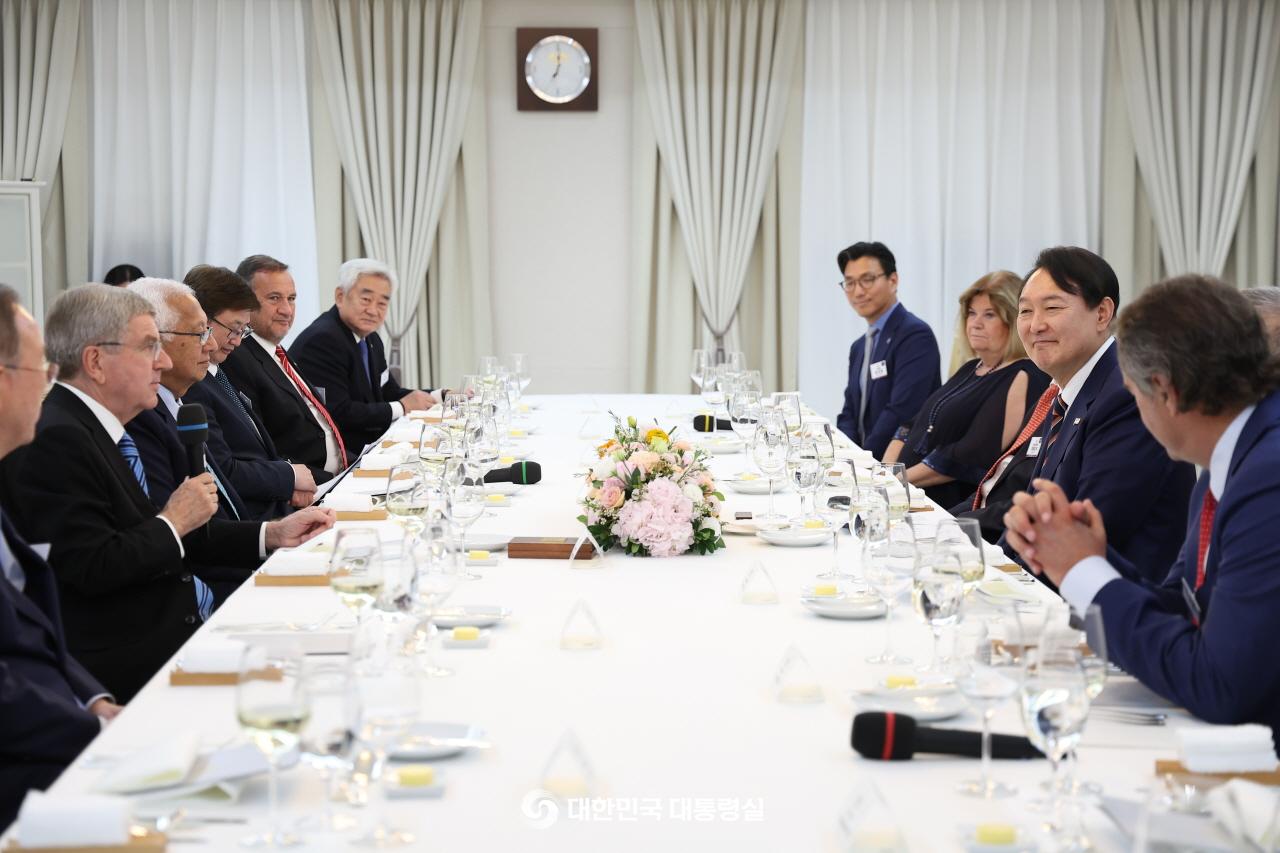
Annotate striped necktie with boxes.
[971,384,1059,510]
[212,369,262,442]
[120,431,214,620]
[275,345,348,465]
[1045,395,1069,451]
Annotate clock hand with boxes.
[553,51,562,79]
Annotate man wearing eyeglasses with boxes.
[834,241,941,458]
[180,265,315,519]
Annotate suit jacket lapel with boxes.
[1036,347,1117,483]
[0,516,62,646]
[53,386,156,516]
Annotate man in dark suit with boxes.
[182,265,315,518]
[1005,277,1280,739]
[223,255,345,483]
[0,285,334,701]
[834,242,940,458]
[288,258,438,452]
[989,247,1194,583]
[0,285,120,829]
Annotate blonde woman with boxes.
[881,271,1049,507]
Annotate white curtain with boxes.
[798,0,1106,420]
[90,0,319,326]
[1116,0,1280,278]
[634,0,803,356]
[0,0,80,210]
[312,0,481,388]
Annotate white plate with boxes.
[699,437,744,455]
[975,579,1040,604]
[495,451,530,463]
[756,527,832,547]
[389,722,490,761]
[483,482,524,497]
[725,478,790,496]
[433,605,510,629]
[801,596,886,620]
[866,674,957,699]
[958,824,1039,853]
[857,690,969,723]
[462,534,510,552]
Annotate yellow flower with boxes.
[644,428,670,445]
[596,438,619,458]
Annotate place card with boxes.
[254,573,330,587]
[168,666,283,687]
[333,509,390,522]
[1155,760,1280,786]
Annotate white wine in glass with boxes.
[328,529,384,621]
[237,642,310,848]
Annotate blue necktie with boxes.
[213,370,263,444]
[0,510,24,592]
[119,431,214,621]
[206,459,241,521]
[358,337,373,388]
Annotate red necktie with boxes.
[1195,491,1217,592]
[972,384,1060,510]
[275,345,348,466]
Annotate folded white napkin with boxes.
[982,541,1012,565]
[94,733,201,793]
[324,493,374,513]
[359,451,403,471]
[17,791,130,848]
[384,423,425,442]
[1208,779,1280,849]
[177,638,247,673]
[382,441,417,456]
[1179,724,1280,773]
[262,550,330,576]
[835,446,875,463]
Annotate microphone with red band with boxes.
[850,712,1043,761]
[464,460,542,486]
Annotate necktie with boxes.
[1044,395,1069,452]
[212,370,262,444]
[121,432,214,620]
[206,460,240,521]
[972,384,1060,510]
[358,337,373,388]
[275,345,348,465]
[1195,491,1217,593]
[0,510,24,592]
[857,328,877,444]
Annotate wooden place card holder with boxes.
[169,665,283,687]
[1154,759,1280,786]
[254,573,330,587]
[508,536,596,560]
[5,827,167,851]
[333,509,389,522]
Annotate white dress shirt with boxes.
[249,334,342,475]
[1060,403,1256,611]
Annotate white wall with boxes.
[484,0,634,393]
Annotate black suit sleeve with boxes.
[291,336,394,440]
[0,659,101,763]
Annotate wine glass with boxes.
[933,517,987,592]
[444,461,486,580]
[848,486,885,588]
[347,627,422,848]
[772,392,803,433]
[509,353,530,391]
[750,409,789,524]
[385,463,430,538]
[328,529,385,625]
[690,349,710,395]
[406,521,460,677]
[700,364,727,409]
[739,369,763,396]
[871,462,910,524]
[863,502,915,665]
[1062,604,1108,799]
[952,610,1022,798]
[912,549,966,674]
[728,390,762,445]
[237,642,310,848]
[460,374,480,399]
[724,350,745,372]
[463,413,501,513]
[817,485,851,580]
[478,355,500,378]
[786,438,823,523]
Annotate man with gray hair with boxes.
[289,258,439,451]
[0,284,334,701]
[1241,287,1280,351]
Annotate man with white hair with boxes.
[288,259,439,451]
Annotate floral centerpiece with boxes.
[578,415,727,557]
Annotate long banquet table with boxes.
[33,395,1201,850]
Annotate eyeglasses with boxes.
[93,339,165,360]
[1,360,59,387]
[838,272,888,292]
[211,317,253,340]
[160,326,214,345]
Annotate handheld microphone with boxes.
[176,404,209,478]
[850,712,1043,761]
[692,415,734,432]
[465,460,542,485]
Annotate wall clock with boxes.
[516,28,599,112]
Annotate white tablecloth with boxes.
[30,395,1200,850]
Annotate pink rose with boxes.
[628,450,661,475]
[598,480,624,509]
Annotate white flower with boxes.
[682,482,704,503]
[700,517,721,538]
[592,457,616,481]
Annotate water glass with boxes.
[863,509,915,665]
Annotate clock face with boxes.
[524,35,591,104]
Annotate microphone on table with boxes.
[693,415,735,432]
[850,712,1043,761]
[465,460,542,485]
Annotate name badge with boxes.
[869,361,888,380]
[1026,436,1043,458]
[1181,577,1203,627]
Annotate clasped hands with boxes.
[1002,479,1108,586]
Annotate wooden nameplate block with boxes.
[508,536,596,560]
[352,468,416,480]
[333,509,389,521]
[5,827,167,851]
[169,665,283,686]
[254,573,330,587]
[908,505,932,513]
[407,412,445,423]
[994,563,1023,573]
[1155,760,1280,786]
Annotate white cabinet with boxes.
[0,182,44,317]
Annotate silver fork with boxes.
[1092,708,1168,726]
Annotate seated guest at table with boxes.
[0,285,334,701]
[289,258,439,452]
[0,285,122,830]
[970,247,1194,582]
[182,265,315,519]
[102,263,144,287]
[223,255,344,483]
[834,241,940,458]
[1004,276,1280,738]
[881,270,1049,508]
[1242,287,1280,351]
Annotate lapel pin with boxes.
[1073,418,1082,425]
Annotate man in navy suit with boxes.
[182,265,315,519]
[289,258,439,453]
[0,285,121,828]
[834,242,940,458]
[1003,247,1194,583]
[1005,277,1280,738]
